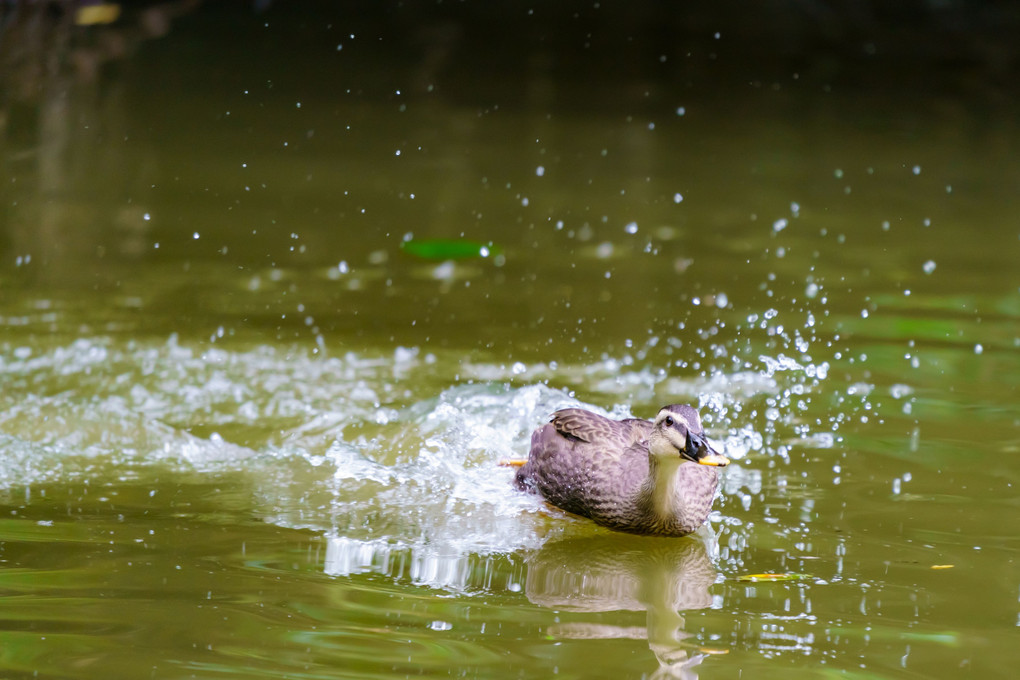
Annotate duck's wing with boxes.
[550,409,651,447]
[550,409,618,443]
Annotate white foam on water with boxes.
[0,334,838,590]
[323,535,528,593]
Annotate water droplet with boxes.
[773,218,788,232]
[432,261,455,280]
[535,165,545,177]
[624,222,638,234]
[890,384,912,399]
[922,260,936,274]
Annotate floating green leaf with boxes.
[400,238,501,261]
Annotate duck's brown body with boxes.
[514,405,727,537]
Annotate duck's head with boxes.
[649,405,730,467]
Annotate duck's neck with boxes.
[643,455,718,536]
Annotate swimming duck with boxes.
[514,405,729,537]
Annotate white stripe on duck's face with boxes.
[653,405,701,434]
[649,404,702,457]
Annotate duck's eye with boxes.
[664,416,674,427]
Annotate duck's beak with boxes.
[685,430,730,467]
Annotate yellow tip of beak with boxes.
[697,453,730,467]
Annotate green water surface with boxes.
[1,4,1018,679]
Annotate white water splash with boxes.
[0,334,837,589]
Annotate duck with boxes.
[513,404,729,537]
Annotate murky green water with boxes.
[1,4,1018,679]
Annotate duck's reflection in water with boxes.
[525,532,720,680]
[322,529,722,678]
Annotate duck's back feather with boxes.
[515,409,652,523]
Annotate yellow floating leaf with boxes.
[75,3,121,26]
[498,459,527,468]
[736,572,810,582]
[930,564,954,570]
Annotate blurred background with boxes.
[3,0,1017,354]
